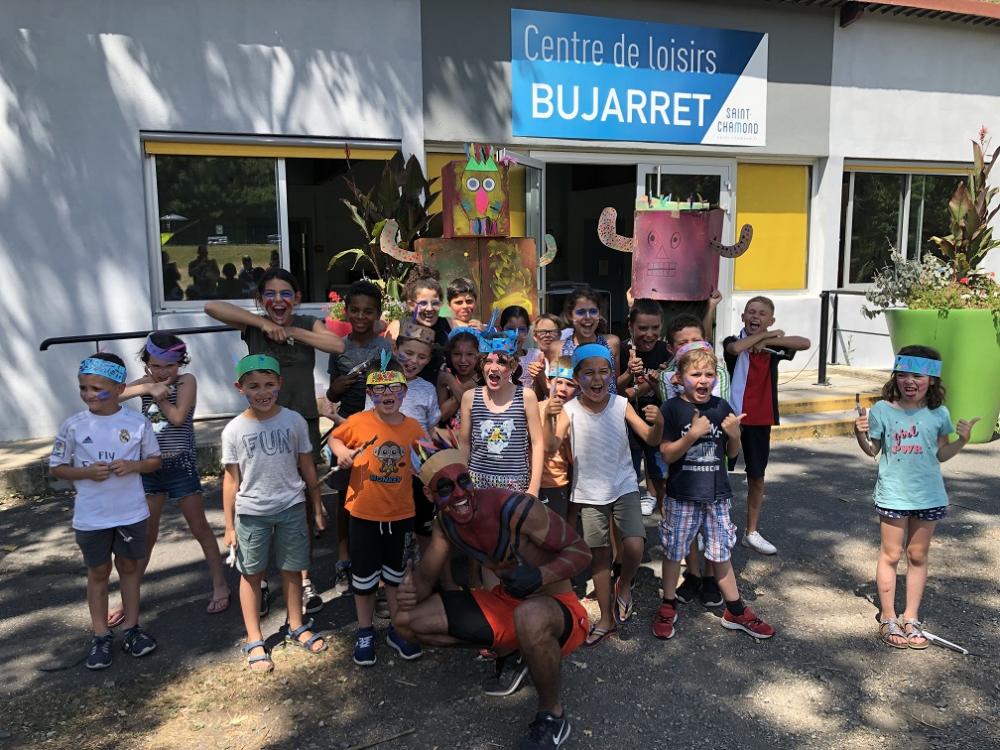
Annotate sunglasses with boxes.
[262,290,295,301]
[368,383,406,395]
[435,473,473,500]
[573,307,600,318]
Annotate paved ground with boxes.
[1,436,998,749]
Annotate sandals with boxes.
[614,578,635,625]
[285,619,327,653]
[583,624,617,648]
[206,592,231,615]
[107,607,126,629]
[242,640,274,672]
[902,618,929,650]
[879,617,908,649]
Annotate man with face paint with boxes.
[394,450,591,750]
[51,353,163,670]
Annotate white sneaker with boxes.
[640,494,657,516]
[742,531,777,555]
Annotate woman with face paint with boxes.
[206,268,344,617]
[560,286,621,396]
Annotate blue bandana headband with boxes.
[550,364,574,379]
[79,358,126,384]
[572,343,613,369]
[894,355,942,378]
[479,330,518,354]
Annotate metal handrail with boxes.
[816,289,890,385]
[39,325,235,352]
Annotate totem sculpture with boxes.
[380,143,557,318]
[597,197,753,302]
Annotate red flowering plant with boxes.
[324,291,352,336]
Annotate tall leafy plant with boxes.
[329,149,442,302]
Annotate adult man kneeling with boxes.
[395,449,592,749]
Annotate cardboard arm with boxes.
[597,207,633,253]
[539,234,558,267]
[711,224,753,258]
[379,219,424,264]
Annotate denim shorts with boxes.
[660,497,737,563]
[141,451,202,500]
[876,505,948,521]
[235,502,310,575]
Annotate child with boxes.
[538,356,576,524]
[369,320,441,542]
[618,299,671,516]
[501,305,542,391]
[723,296,810,555]
[330,359,426,666]
[50,353,162,669]
[437,327,482,427]
[854,346,978,649]
[387,269,452,386]
[561,286,621,395]
[544,344,662,646]
[112,334,230,623]
[654,342,774,641]
[207,268,344,614]
[326,280,393,594]
[222,355,327,672]
[446,277,483,329]
[657,313,731,609]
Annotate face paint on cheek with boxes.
[97,390,112,401]
[578,373,592,388]
[370,393,383,405]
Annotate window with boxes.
[145,139,396,308]
[839,168,964,286]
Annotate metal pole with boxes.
[830,293,840,365]
[816,290,830,385]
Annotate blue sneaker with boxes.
[121,625,156,658]
[86,633,114,670]
[353,627,377,666]
[386,625,423,660]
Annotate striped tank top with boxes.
[141,382,196,457]
[468,386,530,493]
[562,333,617,395]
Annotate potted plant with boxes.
[864,129,1000,443]
[324,289,408,337]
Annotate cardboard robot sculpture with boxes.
[597,197,754,301]
[379,143,557,318]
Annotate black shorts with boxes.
[732,425,771,479]
[348,515,415,594]
[75,520,148,568]
[412,476,436,538]
[539,486,570,519]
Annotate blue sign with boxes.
[511,9,767,146]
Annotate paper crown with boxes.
[236,354,280,379]
[79,357,127,384]
[550,363,574,379]
[398,319,437,348]
[448,325,483,342]
[366,349,406,386]
[417,448,467,487]
[479,330,518,355]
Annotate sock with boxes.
[725,599,745,616]
[661,597,677,606]
[683,571,702,582]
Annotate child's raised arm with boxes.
[624,402,663,446]
[205,301,288,344]
[766,332,811,351]
[702,289,722,344]
[284,319,345,355]
[853,407,881,458]
[938,417,980,462]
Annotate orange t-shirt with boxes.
[538,400,572,488]
[332,411,424,522]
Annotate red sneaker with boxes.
[721,607,775,639]
[652,602,678,640]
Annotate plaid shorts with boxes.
[660,497,737,563]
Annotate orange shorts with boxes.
[470,586,588,657]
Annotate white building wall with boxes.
[0,0,423,441]
[824,14,1000,369]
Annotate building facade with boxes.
[1,0,998,441]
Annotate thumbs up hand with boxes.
[397,560,418,611]
[689,408,711,439]
[721,412,746,440]
[955,416,981,444]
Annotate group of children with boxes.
[51,264,977,680]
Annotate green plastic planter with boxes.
[884,309,1000,443]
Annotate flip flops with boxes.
[206,592,231,615]
[583,624,617,647]
[614,579,635,625]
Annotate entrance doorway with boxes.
[541,156,735,337]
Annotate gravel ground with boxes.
[0,436,997,749]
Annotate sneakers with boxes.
[700,576,724,608]
[353,627,377,666]
[302,580,324,614]
[639,493,657,516]
[519,711,571,749]
[259,581,271,617]
[86,633,114,670]
[721,607,775,639]
[333,560,352,596]
[482,652,529,696]
[674,572,701,604]
[386,625,423,660]
[121,625,157,657]
[742,531,778,555]
[651,602,678,640]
